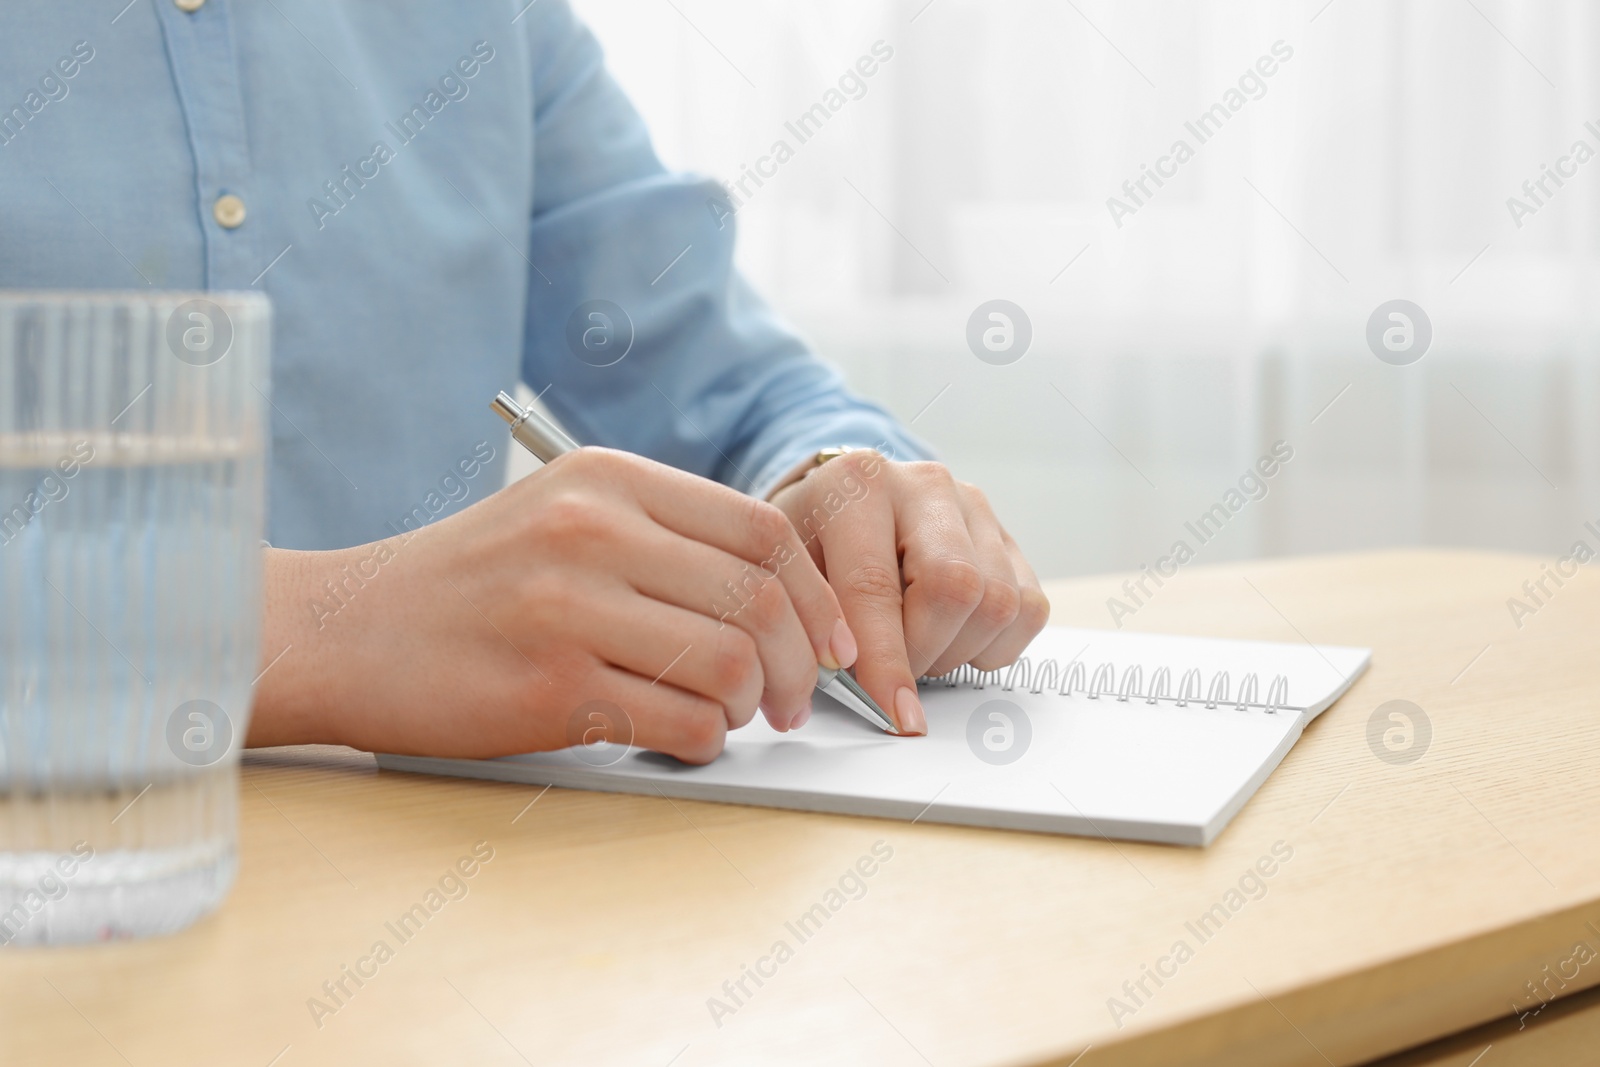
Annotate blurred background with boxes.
[550,0,1600,580]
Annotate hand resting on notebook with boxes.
[245,448,1047,764]
[769,449,1050,736]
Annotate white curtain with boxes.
[571,0,1600,578]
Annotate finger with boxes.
[579,663,731,765]
[615,519,823,730]
[570,448,854,671]
[892,467,986,678]
[565,586,765,730]
[971,535,1051,669]
[924,486,1022,676]
[808,454,926,735]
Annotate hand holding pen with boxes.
[491,391,899,735]
[253,390,921,762]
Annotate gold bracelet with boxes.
[810,446,855,469]
[765,446,858,500]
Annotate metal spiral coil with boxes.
[918,656,1293,713]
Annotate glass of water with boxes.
[0,290,268,945]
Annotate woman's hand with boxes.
[248,448,858,764]
[769,451,1050,735]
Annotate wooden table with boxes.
[6,550,1600,1066]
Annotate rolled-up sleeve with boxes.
[516,0,932,498]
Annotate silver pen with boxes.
[490,391,898,733]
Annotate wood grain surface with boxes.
[4,550,1598,1067]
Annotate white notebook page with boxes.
[378,627,1370,846]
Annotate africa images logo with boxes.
[966,300,1032,366]
[565,300,634,367]
[1365,299,1431,366]
[966,699,1031,765]
[165,699,233,767]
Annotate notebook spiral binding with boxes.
[917,657,1296,714]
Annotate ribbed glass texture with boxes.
[0,290,268,945]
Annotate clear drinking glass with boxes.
[0,290,268,945]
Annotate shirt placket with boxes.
[151,0,261,290]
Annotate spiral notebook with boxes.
[377,627,1369,846]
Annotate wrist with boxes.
[248,544,369,747]
[763,446,865,501]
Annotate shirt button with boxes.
[212,194,246,229]
[174,0,205,11]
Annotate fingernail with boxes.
[791,705,812,730]
[829,618,858,670]
[893,687,926,736]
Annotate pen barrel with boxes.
[492,391,578,463]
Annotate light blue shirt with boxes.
[0,1,928,549]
